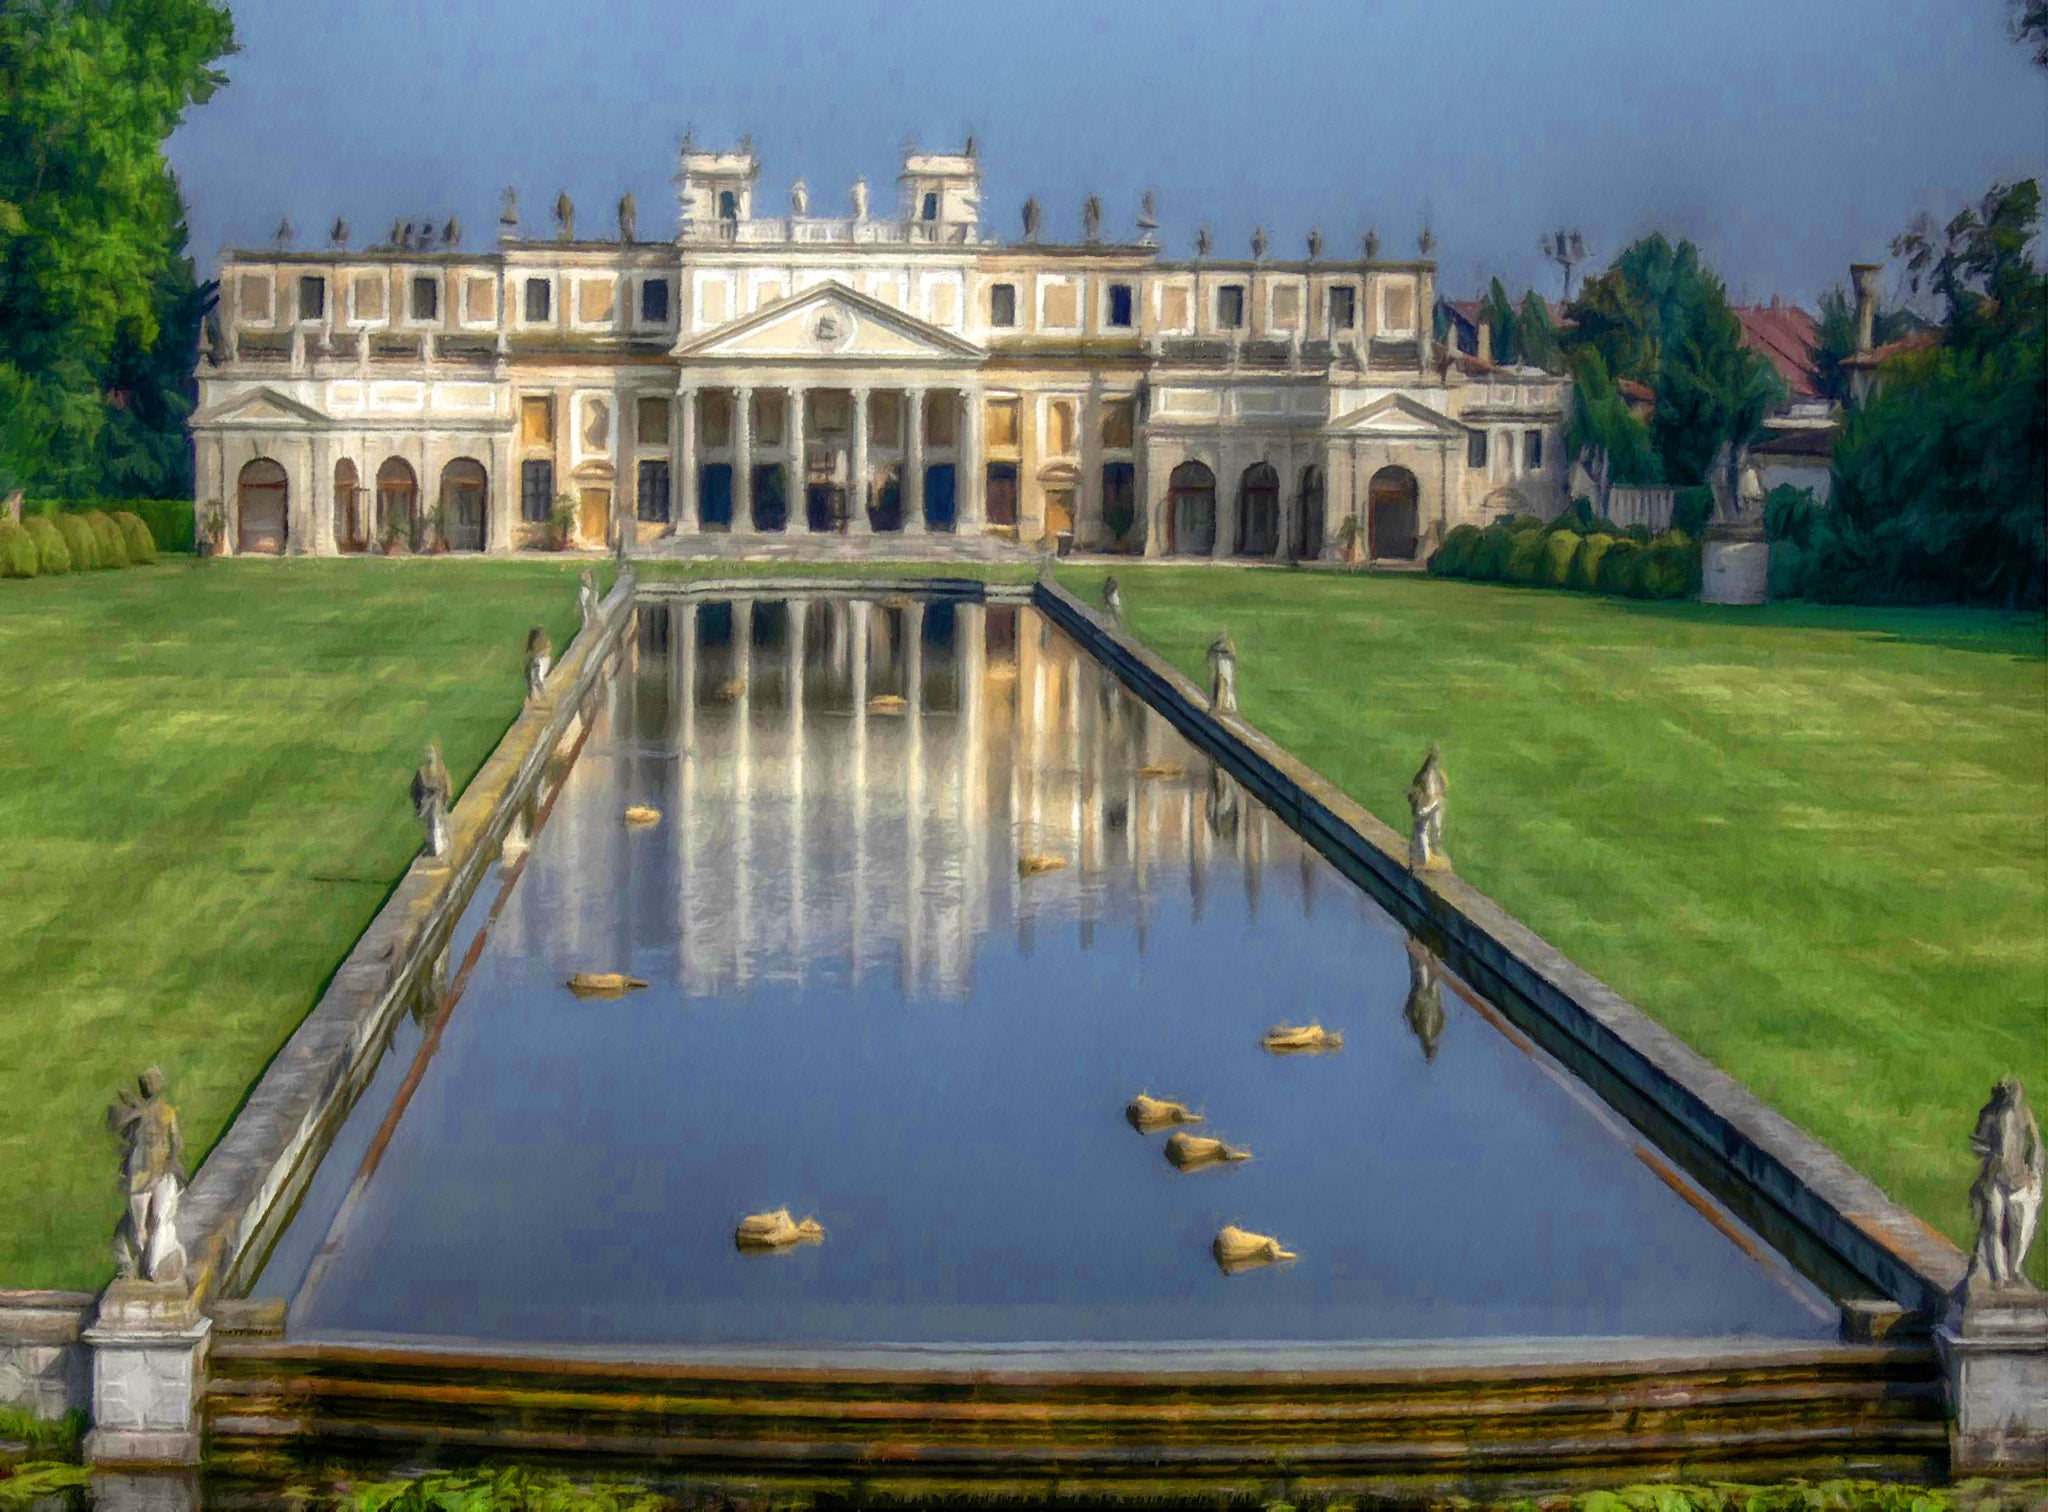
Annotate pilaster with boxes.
[734,386,754,531]
[850,387,872,534]
[903,387,927,534]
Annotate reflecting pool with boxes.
[256,594,1835,1350]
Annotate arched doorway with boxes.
[870,464,903,533]
[333,458,364,552]
[1368,466,1420,561]
[440,458,487,552]
[1295,466,1325,560]
[1235,462,1279,557]
[376,458,419,548]
[1168,461,1216,556]
[237,459,288,555]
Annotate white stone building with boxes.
[191,141,1568,561]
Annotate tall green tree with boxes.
[0,0,235,498]
[1812,180,2047,607]
[1479,277,1520,365]
[1564,347,1662,517]
[1515,289,1559,372]
[1562,233,1782,487]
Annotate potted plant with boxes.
[197,506,227,558]
[425,501,453,555]
[1337,514,1366,568]
[548,494,577,551]
[379,520,409,556]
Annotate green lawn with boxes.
[1059,564,2048,1284]
[0,558,595,1290]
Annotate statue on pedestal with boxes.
[790,178,808,217]
[617,191,637,243]
[108,1069,187,1283]
[554,190,574,241]
[850,177,869,221]
[578,568,600,626]
[525,625,552,701]
[1206,630,1237,715]
[1406,745,1448,871]
[1102,575,1123,626]
[1967,1076,2043,1289]
[412,742,452,860]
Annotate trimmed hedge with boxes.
[103,499,195,553]
[0,521,38,577]
[1428,523,1484,577]
[84,510,129,569]
[1569,533,1617,591]
[1503,530,1547,585]
[23,516,71,574]
[1467,523,1518,581]
[114,512,158,564]
[1538,530,1579,587]
[53,513,99,571]
[1597,537,1645,594]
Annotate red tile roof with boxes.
[1732,302,1822,399]
[1840,326,1940,369]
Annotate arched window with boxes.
[1368,466,1421,561]
[1168,460,1216,556]
[440,458,488,551]
[1295,465,1325,560]
[376,458,419,547]
[1235,462,1280,557]
[237,458,288,555]
[921,191,939,221]
[717,190,738,221]
[1047,400,1076,457]
[333,458,363,552]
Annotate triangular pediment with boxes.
[676,281,984,362]
[190,386,329,428]
[1327,393,1471,439]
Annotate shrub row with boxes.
[32,498,193,553]
[1429,511,1700,601]
[0,510,158,579]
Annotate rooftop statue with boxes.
[1082,194,1102,243]
[1967,1075,2043,1289]
[617,191,637,243]
[1022,195,1042,242]
[790,177,808,217]
[499,186,518,231]
[554,190,574,241]
[1407,744,1448,871]
[108,1068,187,1282]
[850,176,869,221]
[411,741,452,860]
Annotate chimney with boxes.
[1850,262,1882,355]
[1477,320,1492,364]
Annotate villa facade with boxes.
[191,141,1569,561]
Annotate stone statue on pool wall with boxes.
[1407,744,1449,872]
[579,569,600,627]
[1966,1075,2043,1290]
[1206,629,1238,716]
[412,741,452,860]
[108,1068,187,1283]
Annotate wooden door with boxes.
[579,487,610,546]
[1044,489,1075,543]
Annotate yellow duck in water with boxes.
[734,1208,825,1251]
[866,693,909,714]
[1166,1131,1251,1170]
[1017,852,1068,878]
[1262,1022,1344,1055]
[1136,760,1185,780]
[566,972,649,998]
[1212,1224,1297,1272]
[1125,1093,1204,1132]
[623,805,661,828]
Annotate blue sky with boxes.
[166,0,2048,308]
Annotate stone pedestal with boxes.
[1940,1284,2048,1472]
[1701,524,1769,605]
[82,1282,210,1467]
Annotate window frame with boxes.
[1327,284,1358,332]
[1216,284,1247,331]
[637,458,672,523]
[1105,282,1135,330]
[1524,429,1544,471]
[523,275,553,326]
[520,458,554,523]
[989,282,1018,328]
[1466,430,1488,470]
[297,275,326,323]
[639,276,670,326]
[408,273,440,324]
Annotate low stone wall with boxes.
[0,1289,93,1418]
[1032,580,1967,1322]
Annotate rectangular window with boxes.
[1100,397,1135,450]
[1383,282,1417,332]
[524,277,551,323]
[297,276,325,322]
[1107,283,1134,328]
[521,459,554,523]
[351,273,387,322]
[520,395,554,446]
[1328,285,1357,331]
[985,397,1020,448]
[637,459,672,523]
[1042,281,1078,329]
[1216,285,1246,329]
[1467,430,1488,469]
[636,396,670,447]
[410,274,439,322]
[989,282,1017,327]
[1524,429,1543,470]
[1271,285,1301,328]
[640,277,670,324]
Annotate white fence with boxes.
[1606,486,1676,533]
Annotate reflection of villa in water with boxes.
[503,597,1329,1002]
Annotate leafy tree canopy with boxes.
[0,0,235,498]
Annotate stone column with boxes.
[903,387,927,534]
[83,1282,210,1466]
[309,433,334,556]
[676,386,699,533]
[960,390,985,530]
[488,430,516,553]
[1212,453,1234,561]
[850,387,872,534]
[1078,390,1103,550]
[786,384,807,531]
[733,385,754,533]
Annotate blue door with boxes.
[923,463,957,532]
[698,464,733,530]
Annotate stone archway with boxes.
[1368,465,1420,561]
[1235,462,1280,557]
[1168,461,1216,556]
[376,458,419,548]
[237,459,289,555]
[1295,466,1325,560]
[440,458,488,552]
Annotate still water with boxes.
[256,594,1834,1350]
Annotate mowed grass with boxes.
[0,558,594,1290]
[1060,564,2048,1284]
